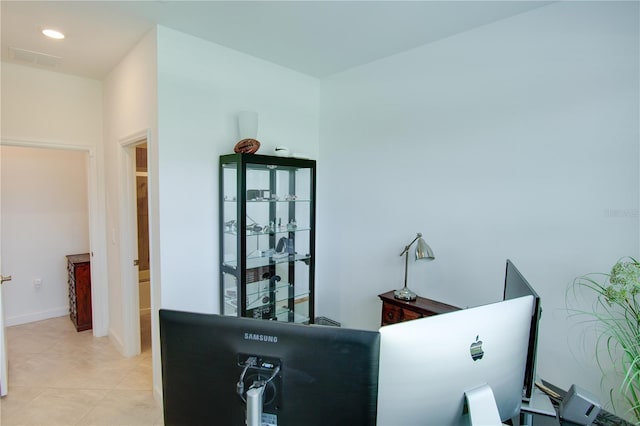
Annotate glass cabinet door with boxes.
[220,154,315,323]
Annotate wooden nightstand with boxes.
[378,291,459,326]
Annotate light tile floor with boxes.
[0,314,163,425]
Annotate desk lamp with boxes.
[395,233,435,301]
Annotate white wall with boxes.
[102,28,158,388]
[1,63,102,144]
[318,1,638,416]
[156,27,320,315]
[0,62,105,332]
[1,146,88,325]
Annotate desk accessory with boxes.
[274,146,289,157]
[559,384,601,426]
[394,232,434,301]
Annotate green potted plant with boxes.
[570,257,640,423]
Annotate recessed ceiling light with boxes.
[42,29,65,40]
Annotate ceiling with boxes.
[1,1,552,80]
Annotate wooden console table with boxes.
[378,290,459,326]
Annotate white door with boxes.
[0,273,9,396]
[1,145,11,396]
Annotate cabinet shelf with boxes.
[224,283,311,306]
[223,227,312,237]
[224,199,311,203]
[223,284,311,324]
[223,253,312,270]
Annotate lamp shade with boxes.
[415,238,435,261]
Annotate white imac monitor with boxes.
[377,295,534,426]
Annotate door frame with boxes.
[119,130,152,358]
[1,146,6,396]
[0,137,108,336]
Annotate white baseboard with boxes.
[108,328,125,355]
[5,307,69,327]
[154,384,163,404]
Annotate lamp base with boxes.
[394,287,417,301]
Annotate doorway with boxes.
[0,145,90,327]
[0,143,94,397]
[136,144,151,352]
[118,132,152,359]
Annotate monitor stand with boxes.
[246,384,266,426]
[520,386,556,423]
[464,384,502,425]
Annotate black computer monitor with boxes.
[503,259,542,402]
[159,310,380,425]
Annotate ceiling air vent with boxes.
[9,47,61,68]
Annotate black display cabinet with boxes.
[220,153,316,323]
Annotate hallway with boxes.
[0,314,161,425]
